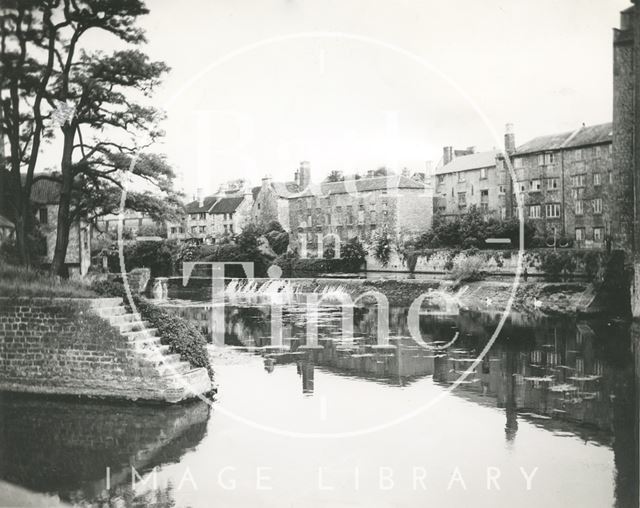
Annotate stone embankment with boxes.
[0,297,211,403]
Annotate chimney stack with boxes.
[504,123,516,154]
[298,161,311,189]
[466,146,476,154]
[443,146,454,166]
[196,187,203,207]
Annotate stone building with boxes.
[434,149,505,219]
[30,179,92,276]
[288,174,431,250]
[95,211,162,239]
[432,125,515,221]
[510,122,613,247]
[612,3,636,252]
[250,161,312,231]
[167,189,253,243]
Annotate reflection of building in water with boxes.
[0,395,210,505]
[297,361,315,394]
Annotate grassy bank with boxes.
[0,263,96,298]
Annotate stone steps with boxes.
[96,301,197,389]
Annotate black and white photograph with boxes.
[0,1,639,507]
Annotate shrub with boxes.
[342,237,367,270]
[540,251,577,281]
[448,255,485,283]
[134,297,214,381]
[373,232,393,267]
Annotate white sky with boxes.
[46,0,630,196]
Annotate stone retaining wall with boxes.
[0,297,211,402]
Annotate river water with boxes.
[0,282,638,507]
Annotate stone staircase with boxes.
[90,299,212,402]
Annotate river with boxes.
[0,281,638,507]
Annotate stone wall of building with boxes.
[512,143,614,245]
[289,188,402,245]
[0,297,211,402]
[613,6,636,252]
[435,160,506,218]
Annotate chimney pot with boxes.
[443,146,454,166]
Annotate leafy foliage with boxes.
[416,207,536,249]
[134,297,214,381]
[373,232,393,267]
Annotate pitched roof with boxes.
[271,181,300,197]
[297,175,425,197]
[515,122,612,155]
[436,150,498,175]
[210,197,244,214]
[30,178,62,204]
[184,196,218,213]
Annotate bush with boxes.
[540,251,577,281]
[107,239,179,277]
[373,232,393,267]
[448,255,485,283]
[342,237,367,270]
[134,297,214,381]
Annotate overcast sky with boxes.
[77,0,630,195]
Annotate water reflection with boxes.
[0,395,210,506]
[163,294,639,507]
[0,285,638,507]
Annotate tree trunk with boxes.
[50,129,74,277]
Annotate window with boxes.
[593,227,604,242]
[437,175,445,184]
[574,149,582,161]
[593,173,601,186]
[199,226,205,233]
[480,167,488,180]
[546,178,559,189]
[498,184,506,194]
[500,207,507,219]
[608,171,613,184]
[199,213,206,220]
[171,227,177,234]
[571,174,586,187]
[575,227,585,242]
[191,226,197,234]
[593,198,603,214]
[539,153,554,165]
[545,203,561,218]
[229,224,234,234]
[572,188,584,199]
[458,172,466,183]
[575,200,584,215]
[519,182,527,192]
[480,189,489,211]
[529,205,541,218]
[38,207,48,225]
[458,192,467,207]
[514,158,523,169]
[530,179,542,191]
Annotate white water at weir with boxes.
[224,278,351,304]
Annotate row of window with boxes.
[302,209,389,228]
[188,212,235,221]
[174,224,236,235]
[575,227,605,243]
[526,199,603,219]
[512,145,611,169]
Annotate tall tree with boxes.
[0,0,65,265]
[2,0,176,275]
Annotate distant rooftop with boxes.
[436,150,499,175]
[296,175,425,197]
[515,122,612,155]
